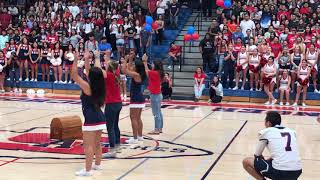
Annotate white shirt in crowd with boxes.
[135,26,141,39]
[240,19,255,37]
[109,24,118,35]
[83,23,94,34]
[255,125,302,171]
[68,5,80,18]
[212,83,223,97]
[8,6,19,15]
[156,0,170,15]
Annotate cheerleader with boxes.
[262,56,277,105]
[64,44,75,83]
[233,46,248,90]
[29,42,40,81]
[16,37,30,81]
[278,69,291,106]
[290,46,303,91]
[0,51,7,93]
[7,39,17,53]
[259,47,274,91]
[121,55,147,144]
[293,60,311,107]
[8,52,21,93]
[306,44,319,93]
[40,42,50,81]
[50,43,63,83]
[248,48,260,91]
[119,57,127,101]
[71,51,106,176]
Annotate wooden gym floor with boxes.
[0,94,319,180]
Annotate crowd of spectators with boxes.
[198,0,320,106]
[0,0,180,96]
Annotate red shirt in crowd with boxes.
[269,42,282,58]
[0,13,12,29]
[148,70,161,94]
[169,45,181,56]
[104,71,122,104]
[194,73,206,85]
[47,35,58,44]
[277,11,290,20]
[300,7,310,15]
[287,34,297,49]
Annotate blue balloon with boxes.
[187,26,195,35]
[224,0,232,8]
[146,16,153,25]
[145,24,152,32]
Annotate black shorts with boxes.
[279,64,292,70]
[254,156,302,180]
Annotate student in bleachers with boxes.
[208,76,223,103]
[194,67,206,102]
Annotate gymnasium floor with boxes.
[0,94,319,180]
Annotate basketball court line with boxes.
[201,120,248,179]
[116,111,216,179]
[0,109,30,116]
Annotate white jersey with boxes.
[250,55,260,67]
[279,76,289,90]
[259,125,302,171]
[307,51,317,65]
[239,52,248,69]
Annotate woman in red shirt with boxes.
[94,51,122,158]
[142,54,164,135]
[194,67,206,102]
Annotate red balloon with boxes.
[151,22,158,30]
[216,0,224,7]
[192,33,199,40]
[184,34,192,41]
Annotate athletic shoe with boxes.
[18,89,22,93]
[54,80,58,83]
[208,99,212,103]
[75,169,92,176]
[125,137,139,144]
[264,101,270,105]
[103,150,117,158]
[68,81,72,84]
[314,89,319,93]
[167,66,172,70]
[59,81,63,84]
[19,78,22,81]
[137,136,144,141]
[30,79,34,82]
[241,87,244,90]
[13,88,18,93]
[92,164,103,171]
[271,99,277,105]
[302,103,306,107]
[148,130,160,135]
[285,102,290,106]
[250,88,253,91]
[232,86,238,90]
[279,102,283,106]
[34,79,37,82]
[25,78,29,81]
[292,102,298,106]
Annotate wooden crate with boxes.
[50,116,83,140]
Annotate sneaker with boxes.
[264,101,270,105]
[314,89,319,93]
[34,79,37,82]
[125,137,139,144]
[59,81,63,84]
[19,78,22,81]
[137,136,144,141]
[54,80,58,83]
[232,86,238,90]
[92,164,103,171]
[14,89,18,93]
[68,81,72,84]
[285,102,290,106]
[167,66,172,70]
[30,79,34,82]
[241,87,244,90]
[250,88,253,91]
[257,88,262,91]
[292,102,298,106]
[103,151,117,158]
[75,169,92,176]
[123,94,127,101]
[279,102,283,106]
[208,99,212,103]
[271,99,277,105]
[25,78,29,81]
[148,130,160,135]
[18,89,22,93]
[302,103,306,107]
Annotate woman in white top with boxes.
[293,59,311,106]
[116,25,125,58]
[234,46,248,90]
[249,48,260,91]
[306,44,319,93]
[134,20,142,58]
[262,56,277,105]
[208,76,223,103]
[246,38,257,55]
[277,69,291,106]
